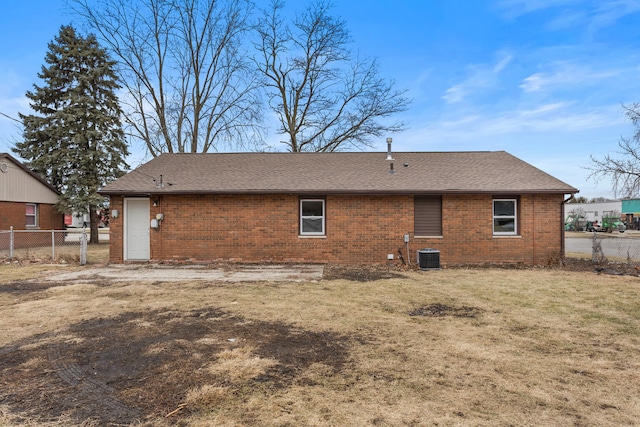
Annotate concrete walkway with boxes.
[47,264,324,283]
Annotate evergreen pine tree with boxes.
[14,25,129,243]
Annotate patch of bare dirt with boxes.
[322,264,407,281]
[444,258,640,276]
[408,303,483,318]
[0,280,113,303]
[0,308,350,426]
[560,257,640,275]
[0,281,63,294]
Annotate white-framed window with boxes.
[26,203,38,227]
[300,199,325,235]
[493,199,517,235]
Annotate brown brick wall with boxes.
[0,201,64,230]
[108,197,124,263]
[417,194,564,265]
[108,193,565,265]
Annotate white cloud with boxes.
[441,53,513,104]
[493,54,513,73]
[520,73,546,93]
[400,102,624,148]
[496,0,579,19]
[546,11,587,30]
[518,102,568,116]
[390,101,628,198]
[484,106,615,134]
[520,62,618,94]
[589,0,640,32]
[497,0,640,33]
[442,85,466,104]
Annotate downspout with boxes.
[532,195,536,264]
[561,194,574,260]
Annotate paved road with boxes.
[64,230,110,242]
[566,234,640,260]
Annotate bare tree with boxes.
[589,104,640,197]
[255,0,411,152]
[72,0,263,156]
[565,207,586,231]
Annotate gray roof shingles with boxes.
[99,151,578,195]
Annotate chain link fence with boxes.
[0,227,88,265]
[567,232,640,262]
[604,236,640,262]
[585,232,640,276]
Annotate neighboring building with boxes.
[564,200,622,223]
[99,151,578,266]
[622,199,640,230]
[0,153,64,230]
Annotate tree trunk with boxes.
[89,206,100,244]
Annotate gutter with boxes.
[98,188,579,197]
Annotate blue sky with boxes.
[1,0,639,199]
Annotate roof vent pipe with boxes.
[386,137,394,160]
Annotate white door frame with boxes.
[124,197,150,261]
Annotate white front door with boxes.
[125,198,150,261]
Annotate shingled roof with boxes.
[99,151,578,196]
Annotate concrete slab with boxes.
[45,264,324,283]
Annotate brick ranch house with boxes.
[0,152,64,231]
[99,151,578,266]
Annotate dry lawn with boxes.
[2,243,110,267]
[0,261,639,426]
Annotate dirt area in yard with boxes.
[0,260,637,426]
[0,307,351,426]
[0,264,404,426]
[446,257,640,276]
[560,257,640,276]
[321,264,407,281]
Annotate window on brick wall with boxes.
[26,203,38,227]
[300,199,325,235]
[493,198,517,235]
[414,196,442,236]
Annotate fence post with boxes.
[80,232,87,265]
[9,226,13,259]
[592,232,604,262]
[51,230,56,260]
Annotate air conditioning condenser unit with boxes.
[417,248,440,270]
